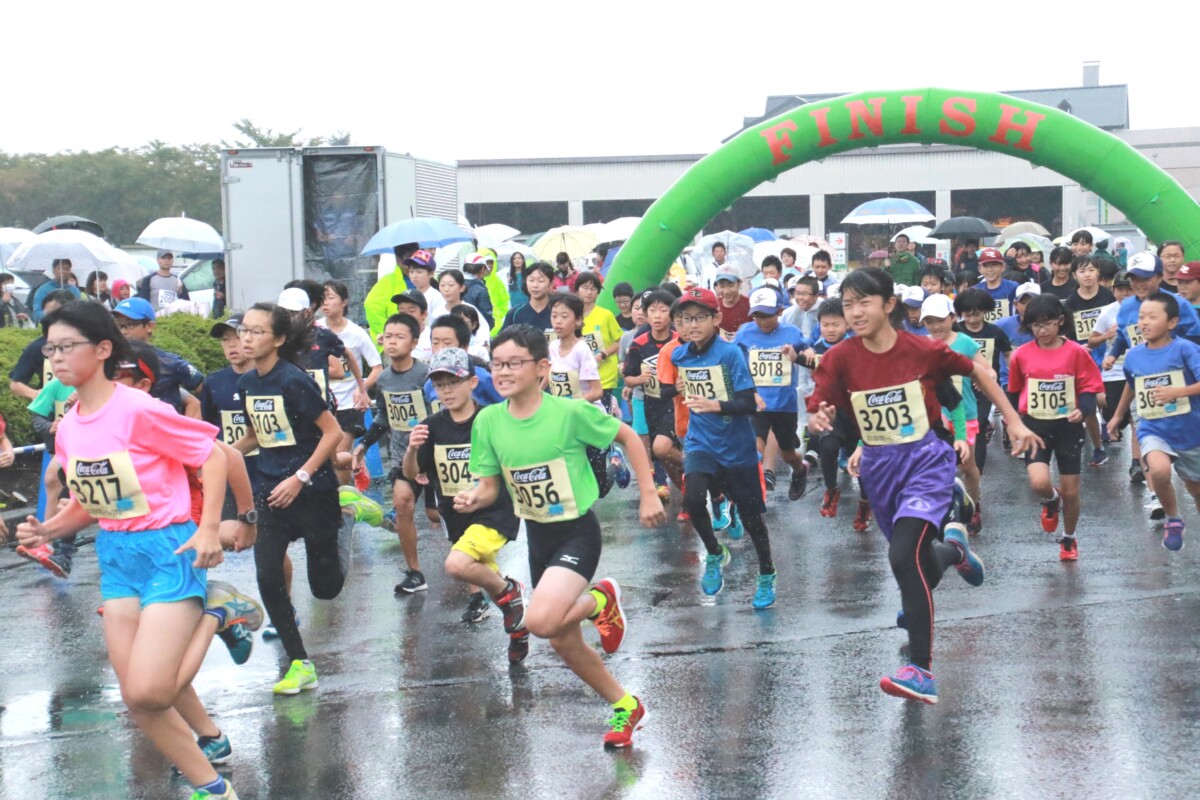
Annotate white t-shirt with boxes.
[422,286,447,322]
[549,337,603,409]
[1092,301,1125,382]
[318,318,382,409]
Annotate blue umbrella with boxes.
[738,227,777,243]
[360,217,474,256]
[841,197,935,225]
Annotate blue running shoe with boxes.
[262,614,300,641]
[725,504,744,540]
[1164,518,1185,551]
[198,732,232,764]
[701,545,731,595]
[896,610,907,629]
[216,622,253,665]
[711,496,732,531]
[943,522,984,587]
[837,449,849,473]
[611,448,631,490]
[751,572,777,609]
[880,664,938,704]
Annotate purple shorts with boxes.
[859,431,957,541]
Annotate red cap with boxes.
[1178,261,1200,281]
[678,287,720,312]
[978,247,1005,264]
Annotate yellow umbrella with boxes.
[531,226,599,262]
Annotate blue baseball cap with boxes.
[1126,251,1162,278]
[112,297,156,321]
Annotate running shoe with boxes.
[1088,447,1108,467]
[591,578,627,654]
[1149,495,1166,521]
[787,462,809,501]
[1130,462,1146,484]
[205,580,265,632]
[1164,518,1185,551]
[944,522,984,587]
[725,504,744,540]
[338,485,383,526]
[838,451,849,473]
[1040,493,1061,534]
[1101,428,1112,444]
[819,488,840,518]
[273,659,319,695]
[676,509,690,523]
[381,508,397,532]
[611,449,631,489]
[701,545,731,595]
[395,569,428,594]
[507,631,530,664]
[655,484,671,501]
[216,623,253,666]
[353,461,371,492]
[852,500,872,532]
[1002,426,1012,452]
[1059,536,1079,561]
[880,664,938,704]
[494,578,526,634]
[751,572,777,609]
[198,732,232,764]
[602,698,647,749]
[711,495,732,531]
[763,469,776,492]
[262,614,299,641]
[462,591,491,623]
[967,508,983,535]
[189,784,238,799]
[982,423,995,445]
[896,610,907,629]
[14,543,70,578]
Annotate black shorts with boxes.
[645,402,679,446]
[752,411,801,451]
[683,451,767,517]
[255,488,343,543]
[526,510,603,587]
[335,408,365,434]
[1022,416,1085,475]
[387,466,439,509]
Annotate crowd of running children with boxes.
[2,235,1198,798]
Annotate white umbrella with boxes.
[532,226,599,261]
[0,228,35,267]
[137,216,224,253]
[592,216,643,244]
[5,229,125,274]
[695,231,756,283]
[473,223,520,248]
[891,225,939,245]
[103,249,156,285]
[753,240,820,269]
[789,234,835,253]
[1064,226,1110,245]
[1001,221,1051,238]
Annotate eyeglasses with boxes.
[236,326,270,338]
[1029,320,1062,331]
[678,314,714,324]
[41,340,94,357]
[115,320,147,331]
[492,357,538,372]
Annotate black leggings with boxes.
[253,489,352,662]
[683,472,774,574]
[814,431,868,499]
[974,389,993,472]
[1102,379,1131,430]
[889,517,961,671]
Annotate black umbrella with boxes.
[928,217,1000,238]
[31,215,104,238]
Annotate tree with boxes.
[223,119,351,148]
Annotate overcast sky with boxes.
[6,1,1192,162]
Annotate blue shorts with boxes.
[96,521,207,607]
[632,396,649,436]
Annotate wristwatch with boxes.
[295,469,311,485]
[237,509,258,525]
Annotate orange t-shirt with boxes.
[655,337,689,440]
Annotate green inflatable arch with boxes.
[601,87,1200,311]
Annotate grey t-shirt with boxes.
[148,273,183,308]
[362,360,431,465]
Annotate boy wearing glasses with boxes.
[402,348,529,663]
[457,324,664,748]
[669,288,778,609]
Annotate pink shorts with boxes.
[942,417,979,446]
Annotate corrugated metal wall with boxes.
[414,159,459,221]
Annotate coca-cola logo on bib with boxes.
[511,465,550,483]
[74,459,115,477]
[866,389,905,407]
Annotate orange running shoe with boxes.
[602,698,647,749]
[591,578,626,654]
[1059,536,1079,561]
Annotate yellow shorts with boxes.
[451,524,508,573]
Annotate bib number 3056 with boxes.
[503,459,577,522]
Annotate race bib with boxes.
[157,289,177,308]
[384,390,428,430]
[434,444,475,495]
[220,409,260,456]
[1073,308,1103,340]
[66,451,149,520]
[53,400,67,421]
[503,459,577,522]
[641,359,661,399]
[246,395,297,447]
[1027,376,1075,420]
[683,365,730,401]
[305,368,328,398]
[951,375,965,396]
[41,358,54,387]
[983,298,1011,323]
[1135,371,1191,420]
[850,380,930,446]
[749,348,792,387]
[544,329,557,344]
[972,337,994,366]
[430,398,442,415]
[583,332,604,358]
[809,353,823,370]
[549,370,583,398]
[1126,324,1146,349]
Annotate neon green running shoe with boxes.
[338,485,383,526]
[273,659,319,695]
[189,783,239,799]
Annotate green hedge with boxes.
[0,313,230,446]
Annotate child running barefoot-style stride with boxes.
[456,324,665,748]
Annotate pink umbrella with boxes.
[869,249,889,259]
[790,235,834,252]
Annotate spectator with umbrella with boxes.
[136,250,190,309]
[889,234,923,286]
[31,259,81,322]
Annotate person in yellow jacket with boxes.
[477,248,510,337]
[365,243,419,345]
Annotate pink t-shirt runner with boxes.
[549,337,603,408]
[55,382,218,531]
[1007,338,1104,415]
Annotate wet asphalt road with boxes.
[3,436,1200,800]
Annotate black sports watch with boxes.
[237,509,259,525]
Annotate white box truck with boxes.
[219,146,458,316]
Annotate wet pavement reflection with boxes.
[3,442,1200,798]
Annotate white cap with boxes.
[894,282,908,297]
[1127,251,1160,278]
[901,286,926,308]
[277,287,310,311]
[1015,282,1042,300]
[919,293,955,321]
[749,287,782,314]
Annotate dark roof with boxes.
[735,85,1129,139]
